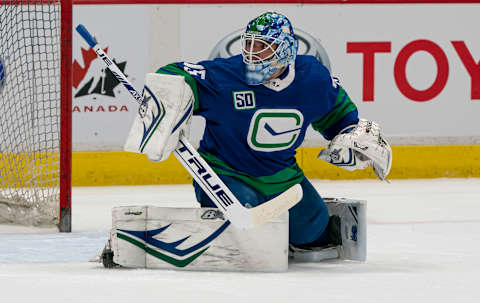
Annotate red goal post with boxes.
[0,0,72,232]
[72,0,480,4]
[60,0,72,233]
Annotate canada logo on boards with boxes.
[72,46,129,113]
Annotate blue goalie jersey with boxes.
[157,55,358,196]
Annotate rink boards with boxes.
[67,2,480,185]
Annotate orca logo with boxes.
[247,109,304,152]
[209,28,331,72]
[138,86,165,152]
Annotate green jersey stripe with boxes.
[156,64,200,112]
[199,151,304,196]
[311,87,357,134]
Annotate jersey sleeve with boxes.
[310,76,359,141]
[155,61,216,114]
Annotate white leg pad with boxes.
[110,206,289,272]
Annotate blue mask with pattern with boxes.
[241,12,298,85]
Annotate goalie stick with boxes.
[75,24,303,229]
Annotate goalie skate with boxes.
[289,198,367,262]
[89,235,119,268]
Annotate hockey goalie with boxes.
[87,11,392,272]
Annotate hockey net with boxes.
[0,0,71,231]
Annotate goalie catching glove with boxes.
[318,119,392,180]
[124,73,194,161]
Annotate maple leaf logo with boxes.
[72,46,108,89]
[72,45,128,99]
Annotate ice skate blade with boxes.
[290,246,339,262]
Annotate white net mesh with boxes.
[0,0,61,226]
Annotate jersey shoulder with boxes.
[193,55,245,88]
[161,55,243,89]
[199,55,243,69]
[295,55,332,86]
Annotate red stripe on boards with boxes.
[72,0,480,5]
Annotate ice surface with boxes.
[0,179,479,303]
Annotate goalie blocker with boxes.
[95,198,366,272]
[124,73,194,162]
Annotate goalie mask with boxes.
[241,12,298,85]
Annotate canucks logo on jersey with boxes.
[247,109,303,152]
